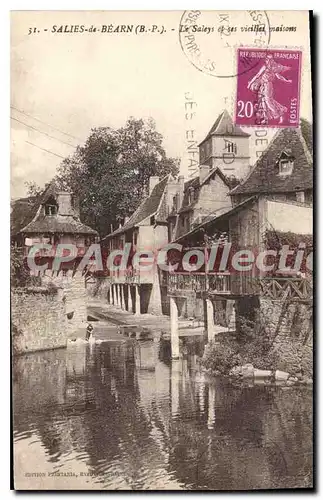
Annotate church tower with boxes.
[198,109,251,180]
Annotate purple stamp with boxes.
[235,48,302,128]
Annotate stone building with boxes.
[101,174,184,316]
[166,122,313,359]
[11,182,98,345]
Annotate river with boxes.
[13,337,313,490]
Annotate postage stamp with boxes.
[235,48,302,127]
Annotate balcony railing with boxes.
[167,272,231,295]
[259,277,313,300]
[109,267,140,285]
[24,245,87,258]
[166,272,312,300]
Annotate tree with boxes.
[25,181,42,198]
[55,117,180,237]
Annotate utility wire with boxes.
[25,140,66,159]
[11,116,77,148]
[10,105,83,142]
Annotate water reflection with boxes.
[13,337,313,490]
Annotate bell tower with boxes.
[198,109,251,180]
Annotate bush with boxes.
[202,341,242,375]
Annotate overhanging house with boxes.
[101,174,184,315]
[165,123,313,357]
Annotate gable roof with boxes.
[21,214,98,235]
[178,167,231,214]
[103,174,170,239]
[199,109,250,146]
[230,126,313,196]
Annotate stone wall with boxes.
[12,287,67,354]
[42,270,88,339]
[259,297,313,377]
[86,276,110,300]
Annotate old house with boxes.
[166,123,313,358]
[12,182,98,262]
[11,183,98,343]
[101,174,183,316]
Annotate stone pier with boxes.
[206,299,216,342]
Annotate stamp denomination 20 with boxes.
[235,48,302,127]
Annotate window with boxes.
[45,204,57,216]
[224,139,237,154]
[279,159,294,176]
[188,187,195,205]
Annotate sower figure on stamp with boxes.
[247,54,292,124]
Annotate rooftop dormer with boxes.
[277,151,295,177]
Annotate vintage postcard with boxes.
[11,10,313,491]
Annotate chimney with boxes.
[149,176,160,195]
[57,192,73,216]
[178,175,185,209]
[199,165,210,183]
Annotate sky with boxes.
[11,10,312,198]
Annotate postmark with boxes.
[235,48,302,128]
[178,10,271,78]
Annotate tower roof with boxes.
[199,109,250,146]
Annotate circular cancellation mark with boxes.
[178,10,271,79]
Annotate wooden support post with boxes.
[170,296,179,359]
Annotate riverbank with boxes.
[201,338,313,386]
[87,299,208,340]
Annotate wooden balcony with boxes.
[167,272,231,296]
[109,267,140,285]
[24,245,87,258]
[166,272,313,301]
[259,277,313,300]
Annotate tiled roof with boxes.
[12,181,98,236]
[179,167,231,213]
[199,109,250,146]
[21,214,98,235]
[104,175,170,239]
[230,126,313,196]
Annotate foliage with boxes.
[12,323,23,356]
[55,117,180,237]
[264,229,313,275]
[24,181,43,198]
[10,246,30,288]
[202,341,242,375]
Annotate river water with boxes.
[13,337,313,490]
